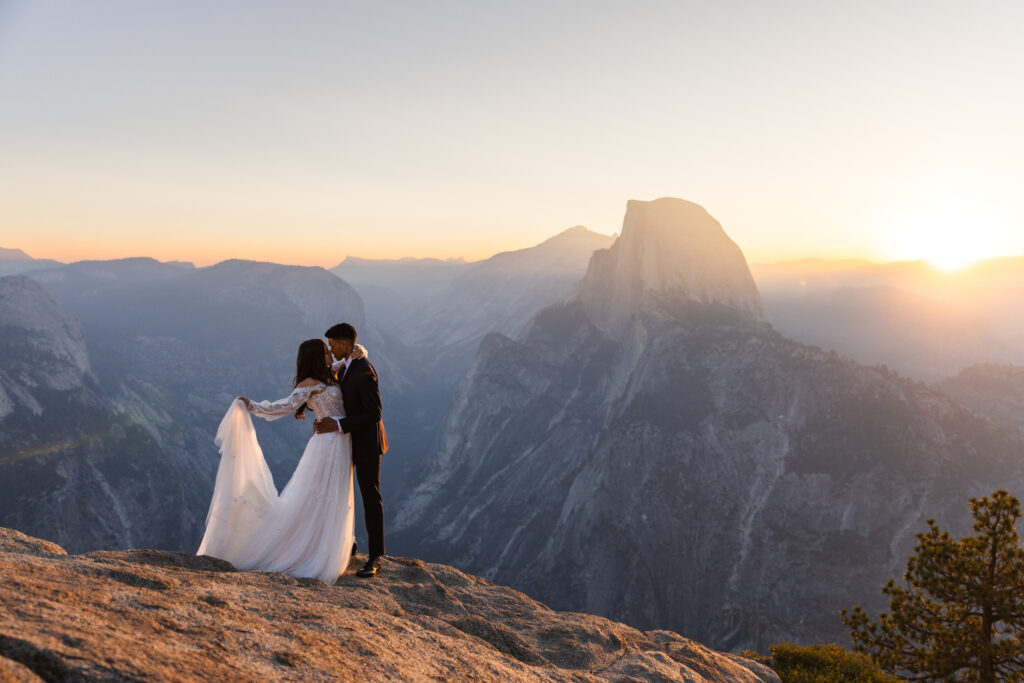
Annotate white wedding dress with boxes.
[197,382,354,584]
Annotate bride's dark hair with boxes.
[294,338,334,388]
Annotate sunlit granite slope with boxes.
[0,527,778,682]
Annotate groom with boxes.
[314,322,388,578]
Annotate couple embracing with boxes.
[197,323,387,582]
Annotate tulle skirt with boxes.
[198,399,355,584]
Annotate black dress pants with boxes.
[353,450,384,558]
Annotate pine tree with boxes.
[841,490,1024,681]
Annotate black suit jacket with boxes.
[338,357,388,458]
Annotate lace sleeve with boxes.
[249,385,322,421]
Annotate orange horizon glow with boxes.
[0,218,887,268]
[6,221,553,268]
[4,242,478,269]
[9,235,1022,271]
[6,191,1021,270]
[3,4,1024,277]
[6,235,558,269]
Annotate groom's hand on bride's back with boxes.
[313,417,339,434]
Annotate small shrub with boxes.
[767,642,898,683]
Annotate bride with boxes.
[197,338,360,584]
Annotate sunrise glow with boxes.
[882,197,1013,272]
[1,3,1023,267]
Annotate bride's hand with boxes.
[238,396,252,409]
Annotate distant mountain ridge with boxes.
[0,247,63,277]
[0,247,32,261]
[331,255,475,338]
[332,255,472,297]
[332,227,614,348]
[393,198,1024,651]
[401,225,615,350]
[936,363,1024,434]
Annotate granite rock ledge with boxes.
[0,527,778,682]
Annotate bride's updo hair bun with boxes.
[294,338,334,388]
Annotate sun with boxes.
[883,196,1012,271]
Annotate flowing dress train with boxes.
[198,383,354,584]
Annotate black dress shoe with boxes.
[357,555,382,578]
[351,540,357,557]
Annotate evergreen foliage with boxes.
[841,490,1024,681]
[760,642,898,683]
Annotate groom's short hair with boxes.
[325,323,357,343]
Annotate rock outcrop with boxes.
[0,528,778,682]
[579,198,764,334]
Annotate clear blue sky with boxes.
[1,1,1022,267]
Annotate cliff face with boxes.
[579,198,764,335]
[0,276,200,553]
[393,200,1024,650]
[0,527,779,682]
[0,275,91,411]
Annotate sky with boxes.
[1,1,1022,268]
